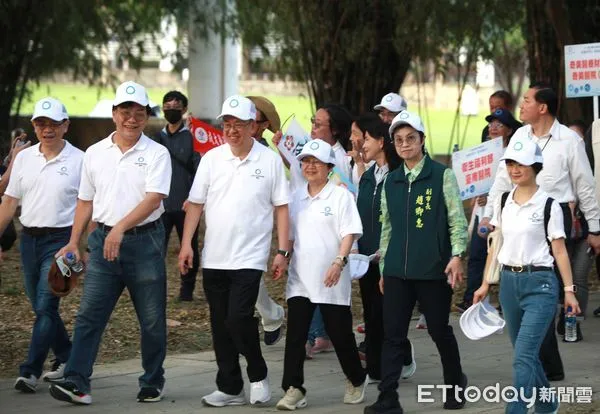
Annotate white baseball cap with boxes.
[389,110,425,136]
[349,254,370,280]
[113,81,149,107]
[31,97,69,121]
[500,138,543,166]
[459,299,505,340]
[374,93,408,113]
[297,139,337,165]
[217,95,257,121]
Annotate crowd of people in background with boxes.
[0,80,599,414]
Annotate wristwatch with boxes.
[277,249,290,258]
[453,251,466,259]
[333,255,348,268]
[564,285,577,293]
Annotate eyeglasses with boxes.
[488,121,505,129]
[393,134,419,146]
[222,121,251,131]
[117,109,147,121]
[310,116,330,129]
[33,120,66,129]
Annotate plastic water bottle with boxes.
[479,226,488,235]
[64,252,84,273]
[564,306,577,342]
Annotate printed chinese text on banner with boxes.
[189,117,225,155]
[452,137,504,200]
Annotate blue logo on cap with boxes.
[229,98,239,108]
[126,85,136,95]
[399,112,409,119]
[309,141,320,150]
[42,101,51,110]
[514,142,523,151]
[385,95,393,102]
[494,109,503,115]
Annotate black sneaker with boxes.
[443,373,467,410]
[49,380,92,405]
[364,392,404,414]
[137,387,164,403]
[546,372,565,381]
[453,301,471,313]
[593,306,600,317]
[264,327,282,346]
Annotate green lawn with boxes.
[16,83,487,155]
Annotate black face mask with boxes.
[164,109,183,124]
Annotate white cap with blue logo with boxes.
[217,95,257,121]
[297,139,337,165]
[31,97,69,121]
[500,138,544,166]
[113,81,149,107]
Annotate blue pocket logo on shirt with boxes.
[322,206,333,216]
[251,168,264,179]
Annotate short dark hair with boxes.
[162,90,188,107]
[363,117,402,172]
[532,162,543,175]
[490,90,513,109]
[322,103,354,151]
[354,112,380,134]
[529,82,558,117]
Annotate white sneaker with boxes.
[201,390,246,407]
[401,342,417,379]
[415,314,427,329]
[14,375,37,393]
[42,361,65,382]
[276,387,307,410]
[343,376,368,404]
[250,377,271,404]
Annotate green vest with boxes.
[357,165,384,256]
[383,156,451,280]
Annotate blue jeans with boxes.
[19,229,72,378]
[500,269,559,414]
[64,224,167,393]
[464,217,488,303]
[307,306,328,344]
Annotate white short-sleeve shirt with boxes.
[287,180,363,305]
[5,142,84,228]
[188,140,290,271]
[78,132,171,226]
[491,188,565,267]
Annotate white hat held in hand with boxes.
[31,97,69,121]
[297,139,337,165]
[113,81,149,107]
[389,110,425,136]
[500,137,543,166]
[349,253,370,280]
[374,93,408,113]
[217,95,257,121]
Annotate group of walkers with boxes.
[0,79,598,414]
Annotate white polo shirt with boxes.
[491,188,565,268]
[287,180,363,306]
[188,140,290,271]
[79,132,171,226]
[5,142,83,228]
[485,120,600,231]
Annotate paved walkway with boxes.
[2,294,599,413]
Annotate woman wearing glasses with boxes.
[365,111,469,414]
[276,139,366,410]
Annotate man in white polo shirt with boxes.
[179,95,290,407]
[48,81,172,405]
[374,92,408,125]
[0,97,83,392]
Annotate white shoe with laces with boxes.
[14,375,37,393]
[201,389,246,407]
[250,377,271,404]
[42,360,65,382]
[276,386,307,410]
[401,341,417,379]
[343,376,368,404]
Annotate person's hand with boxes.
[271,252,288,280]
[379,276,384,294]
[272,130,283,147]
[564,293,581,315]
[55,242,81,262]
[103,225,124,261]
[477,217,493,238]
[348,140,364,164]
[444,256,464,289]
[472,283,489,304]
[372,252,381,264]
[10,134,31,158]
[324,263,342,287]
[477,195,488,207]
[586,234,600,255]
[178,244,194,274]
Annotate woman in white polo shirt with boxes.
[276,139,366,410]
[474,138,579,414]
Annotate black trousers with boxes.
[359,263,385,379]
[162,211,199,297]
[282,296,366,395]
[203,268,267,395]
[380,277,463,399]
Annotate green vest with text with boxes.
[382,155,451,280]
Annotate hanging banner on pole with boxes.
[452,137,504,200]
[565,42,600,98]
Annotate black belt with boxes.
[502,265,553,273]
[22,226,71,237]
[97,220,159,235]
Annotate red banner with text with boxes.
[189,117,225,155]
